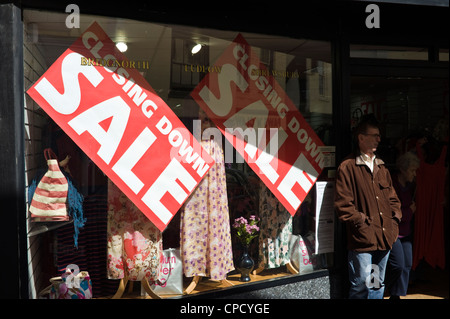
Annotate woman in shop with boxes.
[387,151,420,299]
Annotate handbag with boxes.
[29,148,69,222]
[39,269,93,299]
[144,248,183,295]
[289,233,317,275]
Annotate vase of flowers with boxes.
[232,215,259,282]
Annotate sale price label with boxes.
[27,22,214,231]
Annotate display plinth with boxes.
[252,262,298,275]
[183,276,234,295]
[111,274,161,299]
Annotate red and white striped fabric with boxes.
[30,150,69,222]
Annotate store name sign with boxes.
[81,57,150,70]
[27,22,214,231]
[191,34,324,215]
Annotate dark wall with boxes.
[0,3,27,299]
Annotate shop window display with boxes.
[23,9,333,298]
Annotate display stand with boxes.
[252,262,298,275]
[111,274,161,299]
[183,276,234,294]
[286,262,299,274]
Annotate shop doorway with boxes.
[350,76,448,168]
[349,73,449,298]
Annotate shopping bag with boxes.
[289,233,317,274]
[39,269,93,299]
[29,148,69,222]
[149,248,183,295]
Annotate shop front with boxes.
[1,0,448,300]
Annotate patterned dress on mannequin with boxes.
[180,114,234,281]
[258,182,293,269]
[107,179,162,281]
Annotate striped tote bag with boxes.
[29,148,69,222]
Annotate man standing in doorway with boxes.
[335,114,402,299]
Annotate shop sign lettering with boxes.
[27,22,214,231]
[191,34,324,215]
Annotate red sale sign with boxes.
[191,34,324,215]
[27,22,214,231]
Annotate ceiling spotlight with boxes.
[116,42,128,52]
[191,43,202,55]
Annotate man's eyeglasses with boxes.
[363,133,381,139]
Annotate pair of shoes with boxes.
[389,295,400,300]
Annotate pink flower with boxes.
[245,224,259,234]
[233,215,260,245]
[233,216,248,228]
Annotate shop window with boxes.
[350,44,429,61]
[23,9,333,299]
[439,48,449,62]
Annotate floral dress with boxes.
[258,182,293,269]
[180,137,235,281]
[107,179,162,281]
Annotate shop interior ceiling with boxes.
[24,10,331,69]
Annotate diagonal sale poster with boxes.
[27,22,214,231]
[191,34,325,215]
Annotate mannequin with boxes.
[106,179,162,298]
[253,182,297,275]
[180,109,234,293]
